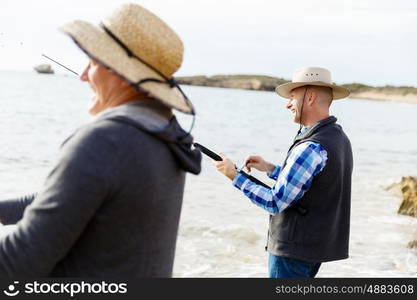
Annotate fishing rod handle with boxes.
[194,142,271,189]
[239,170,271,189]
[193,143,223,161]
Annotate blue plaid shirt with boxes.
[232,141,328,214]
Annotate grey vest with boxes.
[267,116,353,263]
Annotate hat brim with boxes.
[275,81,350,100]
[60,20,195,114]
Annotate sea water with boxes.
[0,71,416,277]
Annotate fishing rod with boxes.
[41,54,79,75]
[42,55,267,188]
[193,142,271,189]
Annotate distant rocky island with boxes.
[177,75,417,104]
[34,64,54,74]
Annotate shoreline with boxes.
[2,71,416,104]
[177,75,417,105]
[349,91,417,104]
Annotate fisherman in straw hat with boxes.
[214,67,353,278]
[0,3,201,277]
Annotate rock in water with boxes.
[398,176,417,217]
[34,64,54,74]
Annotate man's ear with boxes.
[307,90,317,106]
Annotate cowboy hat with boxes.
[275,67,350,100]
[60,3,195,114]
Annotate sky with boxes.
[0,0,416,86]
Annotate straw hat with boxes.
[275,67,350,100]
[60,3,195,114]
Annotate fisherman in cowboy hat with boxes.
[0,3,201,277]
[214,66,353,278]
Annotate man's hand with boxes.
[244,155,275,173]
[213,153,238,180]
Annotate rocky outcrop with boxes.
[386,177,417,249]
[398,176,417,218]
[176,75,287,92]
[212,78,262,90]
[34,64,54,74]
[176,75,417,104]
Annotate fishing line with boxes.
[42,54,79,75]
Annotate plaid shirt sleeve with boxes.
[232,141,328,214]
[267,165,281,180]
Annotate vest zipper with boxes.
[265,215,272,251]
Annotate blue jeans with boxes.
[268,253,321,278]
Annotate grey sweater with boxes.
[0,100,201,277]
